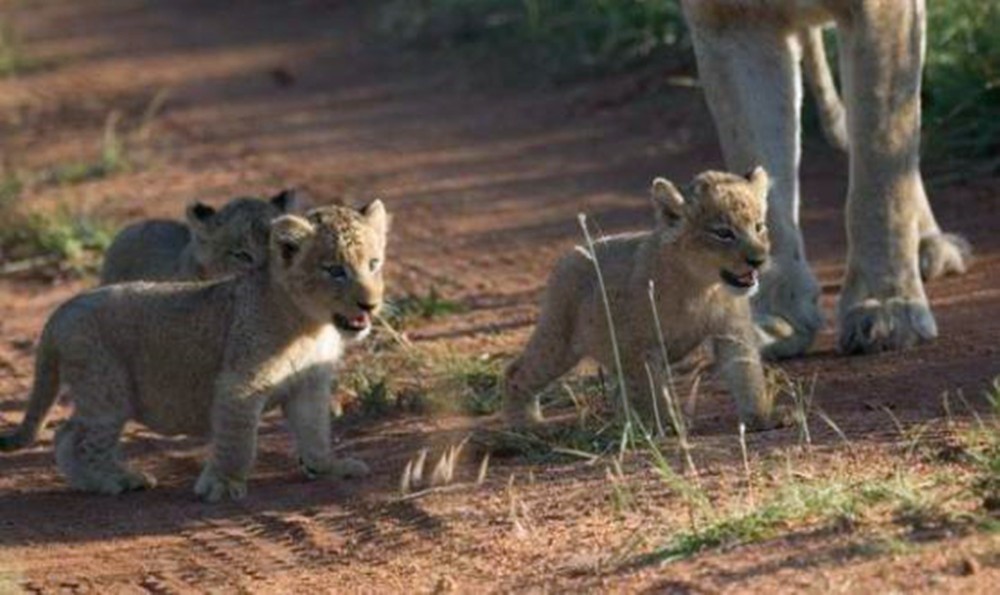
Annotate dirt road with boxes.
[1,1,998,592]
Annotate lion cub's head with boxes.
[650,167,770,297]
[269,201,388,339]
[185,189,297,277]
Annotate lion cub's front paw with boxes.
[299,455,370,480]
[194,464,248,502]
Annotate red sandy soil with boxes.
[1,1,999,592]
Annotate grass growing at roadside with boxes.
[0,207,116,276]
[379,0,690,80]
[43,112,130,185]
[0,18,33,77]
[632,378,1000,566]
[383,287,466,330]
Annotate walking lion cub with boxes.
[0,202,387,501]
[100,189,296,284]
[504,168,773,429]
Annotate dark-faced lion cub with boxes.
[100,189,296,284]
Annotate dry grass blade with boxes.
[738,422,754,507]
[476,453,490,486]
[399,459,414,495]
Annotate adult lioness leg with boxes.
[683,12,822,358]
[836,0,941,353]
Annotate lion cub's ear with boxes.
[270,214,315,266]
[185,201,217,235]
[269,188,298,213]
[650,177,686,227]
[745,166,770,198]
[359,199,389,239]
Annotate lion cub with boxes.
[99,189,296,284]
[0,202,387,501]
[504,168,773,429]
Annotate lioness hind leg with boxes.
[55,417,155,495]
[835,0,938,353]
[685,16,822,359]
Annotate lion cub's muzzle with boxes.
[720,255,767,297]
[332,300,380,336]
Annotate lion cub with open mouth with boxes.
[504,168,773,430]
[0,202,387,501]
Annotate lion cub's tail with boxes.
[0,330,60,452]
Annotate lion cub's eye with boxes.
[229,250,254,264]
[755,222,767,234]
[369,258,382,273]
[709,226,736,242]
[324,264,349,281]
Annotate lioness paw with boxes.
[299,455,369,480]
[920,233,971,281]
[194,464,247,502]
[838,297,937,354]
[95,469,157,495]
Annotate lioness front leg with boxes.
[836,0,938,353]
[713,334,773,430]
[283,382,368,480]
[683,11,822,358]
[195,394,264,502]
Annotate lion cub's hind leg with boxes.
[55,418,155,495]
[54,353,155,495]
[503,319,582,427]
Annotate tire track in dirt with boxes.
[146,508,364,591]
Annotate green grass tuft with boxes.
[383,287,466,329]
[43,112,130,185]
[0,19,30,77]
[0,206,116,277]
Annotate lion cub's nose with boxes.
[746,256,766,269]
[357,301,377,313]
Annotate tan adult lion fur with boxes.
[504,168,773,429]
[682,0,970,357]
[99,189,296,284]
[0,201,388,502]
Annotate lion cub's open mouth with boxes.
[720,269,759,291]
[333,313,371,334]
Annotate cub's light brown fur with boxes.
[504,168,773,429]
[682,0,970,357]
[99,189,295,284]
[0,202,388,502]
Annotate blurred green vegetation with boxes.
[924,1,1000,166]
[379,0,690,79]
[381,0,1000,168]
